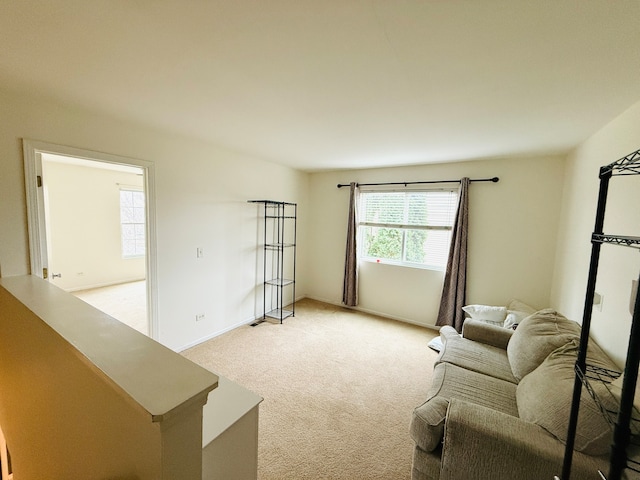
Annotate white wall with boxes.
[42,160,146,291]
[5,81,637,354]
[551,100,640,366]
[0,87,309,351]
[307,155,565,328]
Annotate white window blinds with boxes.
[359,189,458,269]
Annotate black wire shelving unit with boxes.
[248,200,297,325]
[560,148,640,480]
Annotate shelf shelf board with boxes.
[265,278,294,286]
[265,243,296,250]
[592,234,640,249]
[573,363,640,473]
[576,363,640,446]
[265,308,294,320]
[248,200,296,206]
[603,148,640,177]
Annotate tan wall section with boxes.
[0,86,309,351]
[551,100,640,366]
[0,275,219,479]
[307,155,565,327]
[42,160,146,291]
[0,285,162,479]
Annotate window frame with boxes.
[119,187,146,259]
[357,187,458,271]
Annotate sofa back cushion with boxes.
[507,309,580,381]
[507,298,537,315]
[516,341,615,455]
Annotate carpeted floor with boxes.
[182,298,439,480]
[72,280,148,335]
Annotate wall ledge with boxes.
[0,275,218,421]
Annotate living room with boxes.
[1,2,640,479]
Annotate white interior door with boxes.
[23,139,159,339]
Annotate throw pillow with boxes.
[516,341,614,455]
[503,310,531,330]
[507,299,537,315]
[462,304,507,326]
[507,309,580,381]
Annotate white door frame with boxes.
[23,139,159,340]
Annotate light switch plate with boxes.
[593,292,604,311]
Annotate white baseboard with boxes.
[65,277,146,293]
[302,295,440,332]
[176,295,308,352]
[177,294,439,353]
[176,315,258,352]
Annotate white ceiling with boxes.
[2,1,640,172]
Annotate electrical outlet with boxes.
[195,313,205,322]
[197,247,204,258]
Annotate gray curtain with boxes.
[436,177,470,332]
[342,182,359,306]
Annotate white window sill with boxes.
[360,257,445,272]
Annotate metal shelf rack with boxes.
[248,200,297,324]
[560,147,640,480]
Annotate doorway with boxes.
[23,140,158,339]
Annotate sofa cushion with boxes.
[442,398,610,480]
[427,363,519,416]
[437,329,517,383]
[507,309,580,381]
[410,396,449,452]
[410,363,519,452]
[516,341,615,455]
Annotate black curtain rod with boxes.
[336,176,499,188]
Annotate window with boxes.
[359,189,457,269]
[120,188,146,258]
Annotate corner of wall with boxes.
[549,99,640,365]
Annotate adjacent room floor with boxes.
[72,280,148,335]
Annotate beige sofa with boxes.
[410,309,620,480]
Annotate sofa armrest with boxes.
[461,319,513,350]
[440,399,605,480]
[439,325,461,343]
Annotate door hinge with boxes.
[43,267,48,279]
[37,175,43,187]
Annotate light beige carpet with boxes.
[183,298,439,480]
[72,281,148,335]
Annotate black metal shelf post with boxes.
[560,147,640,480]
[248,200,297,324]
